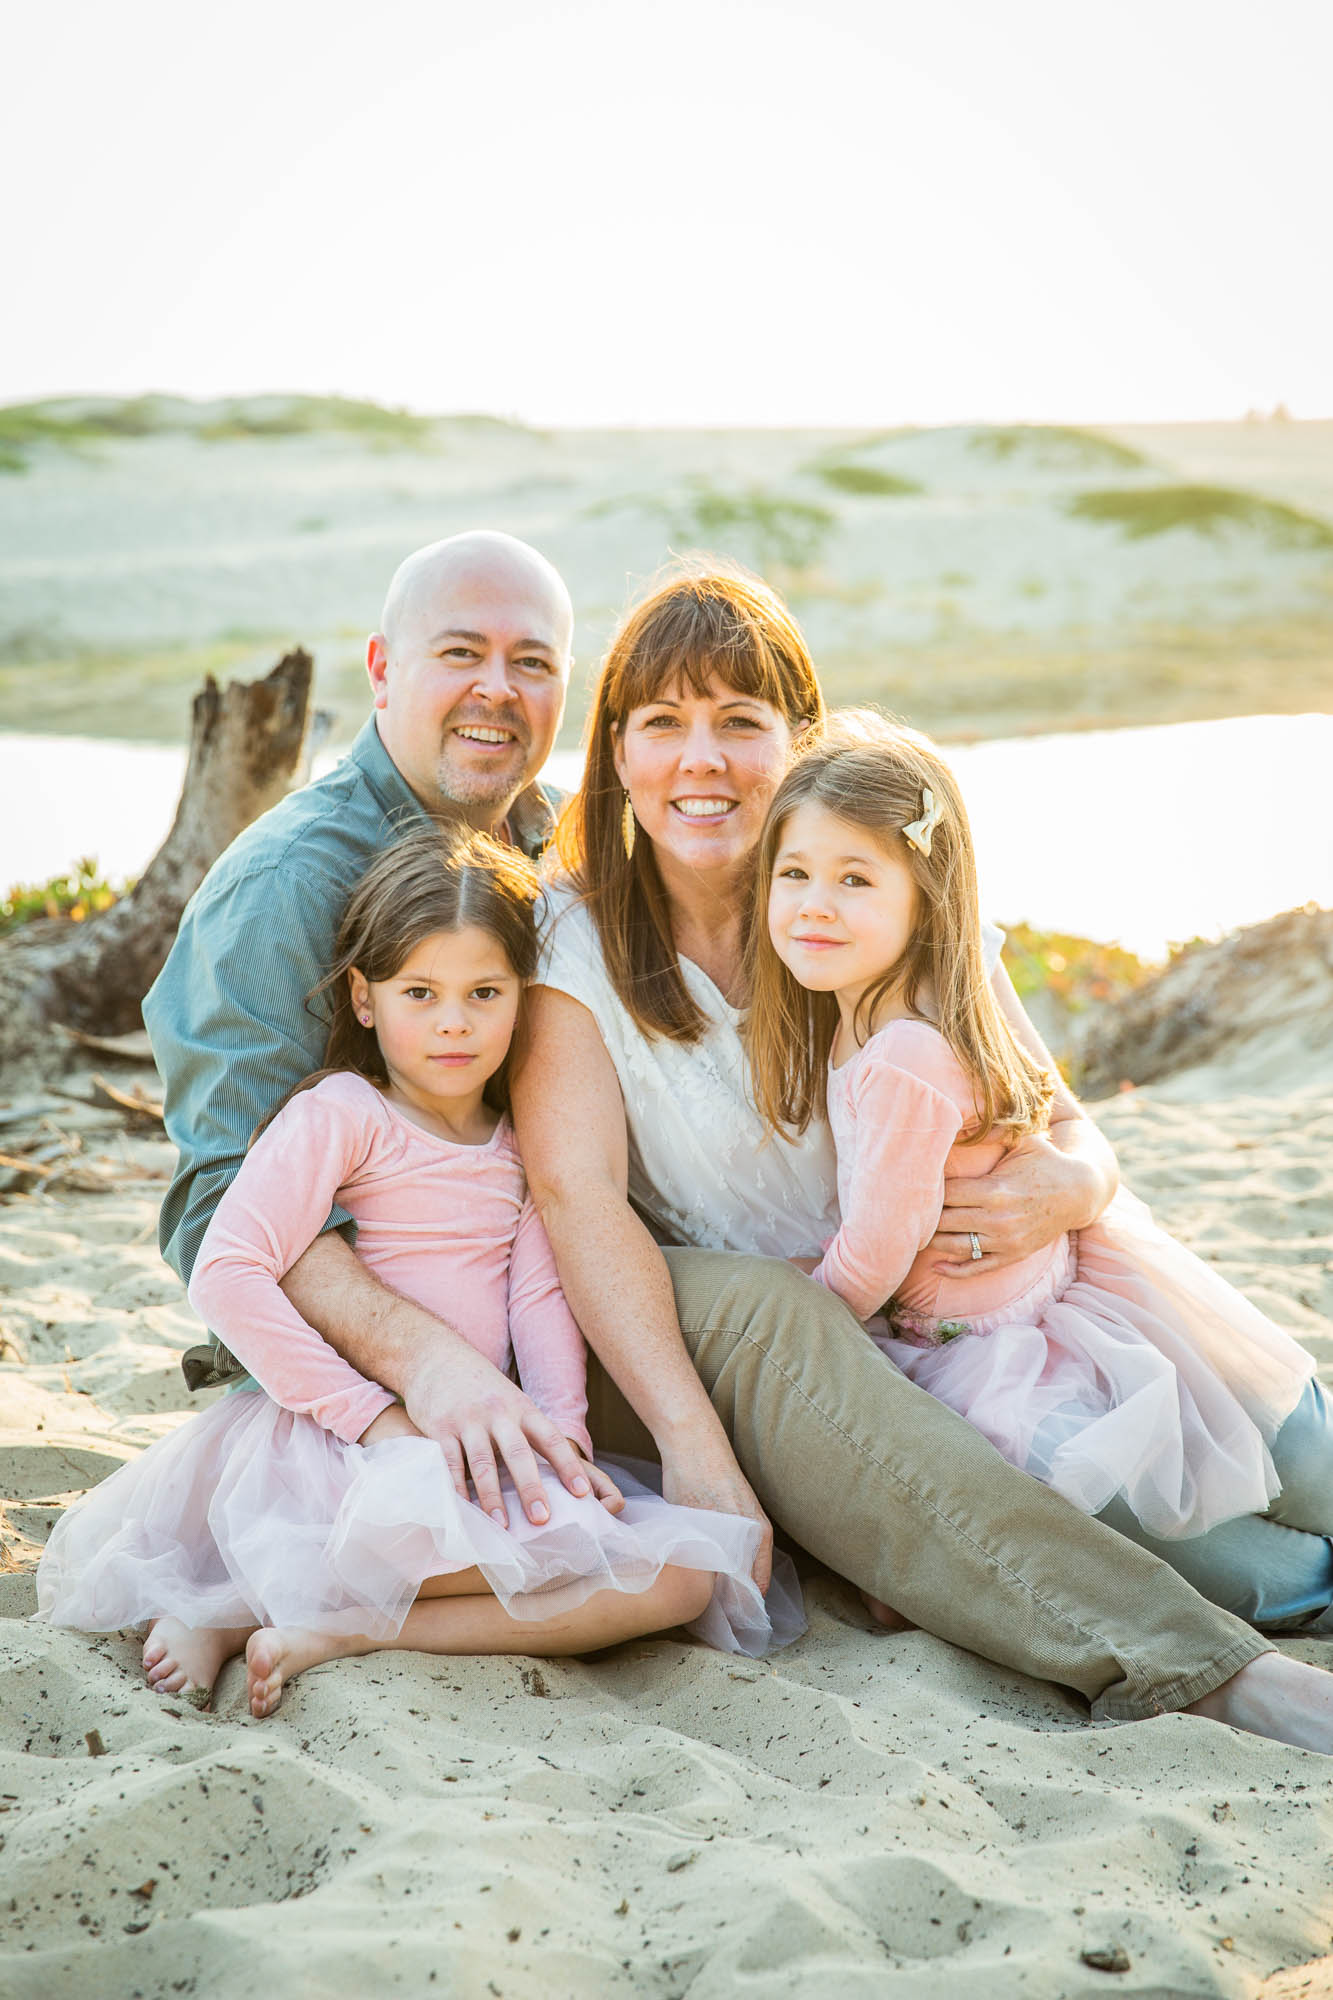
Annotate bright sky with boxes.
[9,0,1331,426]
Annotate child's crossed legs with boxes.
[146,1561,717,1718]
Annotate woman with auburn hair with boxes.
[511,560,1333,1746]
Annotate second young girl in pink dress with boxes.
[37,830,800,1713]
[746,714,1333,1633]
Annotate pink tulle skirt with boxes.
[874,1188,1316,1540]
[34,1393,804,1657]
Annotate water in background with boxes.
[3,713,1330,962]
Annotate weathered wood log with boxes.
[3,649,314,1044]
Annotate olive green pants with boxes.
[585,1249,1270,1722]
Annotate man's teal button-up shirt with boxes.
[143,716,555,1296]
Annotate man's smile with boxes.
[453,724,519,747]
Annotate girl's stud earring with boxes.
[621,791,636,861]
[360,1013,372,1026]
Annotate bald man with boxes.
[146,532,584,1505]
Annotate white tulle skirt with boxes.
[874,1188,1317,1540]
[34,1392,804,1657]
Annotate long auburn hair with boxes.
[745,711,1054,1144]
[554,559,826,1041]
[253,826,541,1142]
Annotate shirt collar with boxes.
[350,716,433,826]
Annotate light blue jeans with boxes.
[1096,1377,1333,1631]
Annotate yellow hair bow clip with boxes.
[902,788,943,858]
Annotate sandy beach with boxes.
[2,1027,1332,1999]
[2,401,1332,1995]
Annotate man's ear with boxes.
[367,634,389,710]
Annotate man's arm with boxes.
[148,853,590,1520]
[931,960,1119,1275]
[279,1236,592,1524]
[146,858,350,1286]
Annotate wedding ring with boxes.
[968,1231,983,1261]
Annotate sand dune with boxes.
[3,410,1331,745]
[3,1045,1333,1997]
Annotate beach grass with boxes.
[673,482,836,570]
[5,610,1330,748]
[806,461,923,497]
[1069,484,1333,548]
[819,613,1333,742]
[0,393,440,470]
[197,395,435,447]
[0,637,303,740]
[971,424,1151,472]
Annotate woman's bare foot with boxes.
[1185,1651,1333,1754]
[143,1617,255,1709]
[245,1626,371,1718]
[859,1588,916,1633]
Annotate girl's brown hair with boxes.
[745,711,1054,1144]
[554,559,826,1041]
[254,826,540,1141]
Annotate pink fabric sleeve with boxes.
[506,1195,594,1460]
[811,1049,965,1321]
[187,1082,396,1444]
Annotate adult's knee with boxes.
[664,1248,862,1364]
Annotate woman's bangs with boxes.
[615,630,796,720]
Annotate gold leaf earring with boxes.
[621,791,637,861]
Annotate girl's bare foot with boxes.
[859,1588,916,1633]
[246,1626,370,1717]
[143,1617,255,1708]
[1185,1652,1333,1754]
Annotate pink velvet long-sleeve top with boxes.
[811,1019,1059,1328]
[187,1071,593,1455]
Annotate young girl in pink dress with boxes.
[37,829,798,1714]
[746,714,1333,1632]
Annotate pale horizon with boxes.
[8,0,1331,429]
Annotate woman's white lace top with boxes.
[535,883,1002,1261]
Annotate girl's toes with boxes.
[245,1634,285,1717]
[248,1671,282,1718]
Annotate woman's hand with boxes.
[659,1433,774,1594]
[358,1403,425,1445]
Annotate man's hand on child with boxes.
[401,1343,595,1528]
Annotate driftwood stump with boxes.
[1077,905,1333,1096]
[3,650,314,1048]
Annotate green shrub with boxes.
[1,859,125,936]
[809,462,922,497]
[675,482,834,569]
[199,395,434,445]
[971,425,1149,471]
[1001,921,1152,1011]
[1068,484,1333,549]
